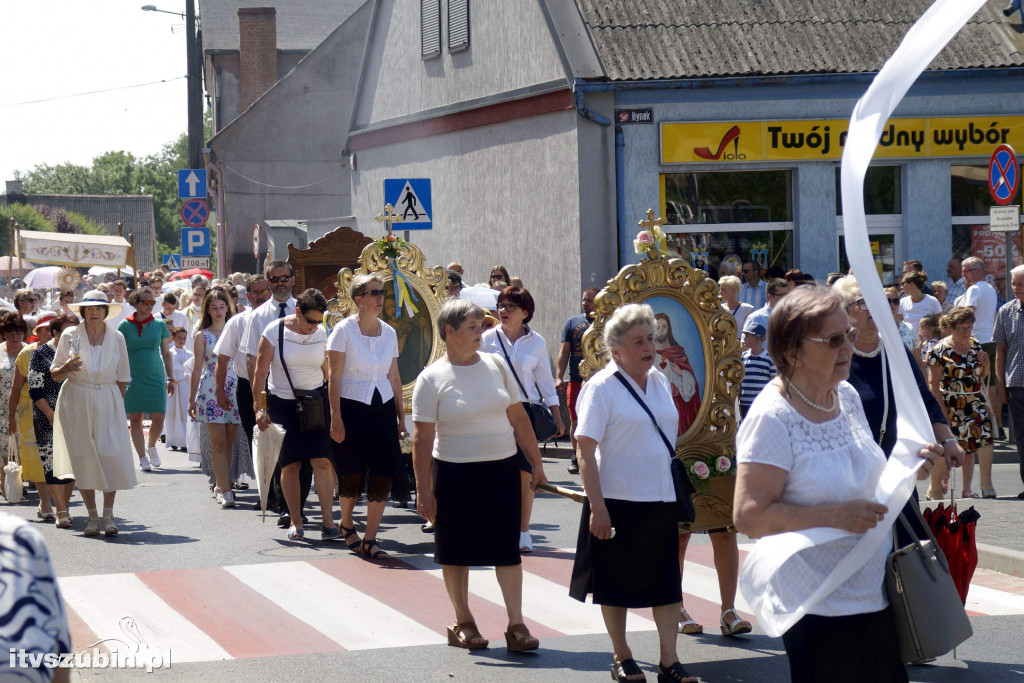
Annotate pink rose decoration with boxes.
[715,456,732,473]
[636,230,654,246]
[690,461,710,479]
[388,235,397,242]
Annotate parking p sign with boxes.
[181,227,210,257]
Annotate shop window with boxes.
[835,166,901,215]
[951,165,1015,216]
[664,230,794,279]
[662,171,792,225]
[951,165,1022,300]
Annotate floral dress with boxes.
[927,337,993,453]
[27,342,70,484]
[195,329,240,424]
[0,346,17,464]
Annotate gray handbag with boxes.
[884,505,973,664]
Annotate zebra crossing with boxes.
[59,544,1024,665]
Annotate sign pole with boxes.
[988,144,1019,300]
[116,221,123,279]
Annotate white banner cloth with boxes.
[739,0,987,637]
[18,230,131,268]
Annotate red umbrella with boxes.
[168,267,215,282]
[923,501,980,604]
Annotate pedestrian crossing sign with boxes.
[163,254,182,271]
[384,178,432,230]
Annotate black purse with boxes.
[613,371,696,524]
[496,332,558,442]
[278,320,326,433]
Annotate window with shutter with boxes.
[421,0,441,59]
[448,0,469,52]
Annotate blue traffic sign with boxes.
[384,178,432,230]
[163,254,182,271]
[178,169,207,199]
[181,198,209,227]
[181,227,210,257]
[989,144,1019,206]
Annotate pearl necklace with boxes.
[787,380,837,412]
[852,339,882,358]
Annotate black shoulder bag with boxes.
[278,320,326,433]
[613,371,696,523]
[496,332,558,442]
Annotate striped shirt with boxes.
[994,298,1024,387]
[740,349,776,406]
[739,280,767,310]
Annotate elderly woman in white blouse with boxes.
[733,285,943,682]
[328,273,405,560]
[569,303,698,683]
[481,285,563,553]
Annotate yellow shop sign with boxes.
[661,116,1024,163]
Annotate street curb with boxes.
[977,542,1024,578]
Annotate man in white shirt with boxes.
[238,262,307,523]
[738,261,767,310]
[957,256,1001,436]
[107,279,134,327]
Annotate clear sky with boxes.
[1,1,190,183]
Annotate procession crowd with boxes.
[0,249,1021,683]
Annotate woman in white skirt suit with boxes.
[50,291,137,537]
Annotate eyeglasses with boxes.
[490,275,503,281]
[805,326,859,349]
[358,288,386,298]
[887,298,900,305]
[850,298,868,311]
[302,314,324,326]
[267,275,293,284]
[741,269,753,274]
[138,299,156,305]
[497,303,521,312]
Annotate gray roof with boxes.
[25,194,158,271]
[572,0,1024,81]
[199,0,364,52]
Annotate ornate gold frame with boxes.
[580,247,743,532]
[328,240,447,410]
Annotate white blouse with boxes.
[480,326,558,407]
[574,361,677,503]
[737,381,890,617]
[261,319,326,400]
[326,316,399,405]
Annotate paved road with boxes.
[3,442,1023,681]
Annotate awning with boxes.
[17,230,131,268]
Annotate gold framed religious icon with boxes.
[580,210,744,532]
[328,207,447,410]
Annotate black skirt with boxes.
[569,497,682,608]
[333,390,403,482]
[782,608,908,683]
[267,391,332,467]
[433,455,521,567]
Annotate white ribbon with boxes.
[739,0,987,637]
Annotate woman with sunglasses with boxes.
[734,285,943,682]
[253,288,340,542]
[481,286,563,553]
[327,274,405,558]
[118,288,175,472]
[885,286,918,357]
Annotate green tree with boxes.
[0,204,55,255]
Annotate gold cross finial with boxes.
[375,203,403,236]
[637,209,665,233]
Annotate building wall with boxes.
[210,3,372,273]
[351,0,566,129]
[350,109,585,352]
[209,51,307,133]
[615,73,1024,285]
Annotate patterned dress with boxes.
[927,337,993,453]
[27,342,71,485]
[194,329,240,424]
[0,346,18,469]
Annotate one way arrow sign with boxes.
[177,169,207,199]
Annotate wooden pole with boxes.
[7,216,14,281]
[129,233,137,285]
[535,481,586,504]
[116,221,123,280]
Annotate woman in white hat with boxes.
[50,290,136,536]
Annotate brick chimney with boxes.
[238,7,278,110]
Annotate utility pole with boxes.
[186,0,203,169]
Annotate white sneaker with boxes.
[139,456,152,471]
[148,446,161,468]
[214,487,225,505]
[221,491,235,508]
[519,530,533,554]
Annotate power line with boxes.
[0,76,187,109]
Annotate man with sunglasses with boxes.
[738,261,767,310]
[240,261,312,524]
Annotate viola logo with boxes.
[693,125,746,160]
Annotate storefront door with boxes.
[837,219,902,286]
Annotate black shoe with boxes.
[1004,5,1015,16]
[277,514,290,528]
[1017,491,1024,499]
[393,499,408,509]
[421,521,434,533]
[567,460,579,475]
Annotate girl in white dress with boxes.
[163,327,192,450]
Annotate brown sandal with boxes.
[446,620,488,649]
[504,623,539,652]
